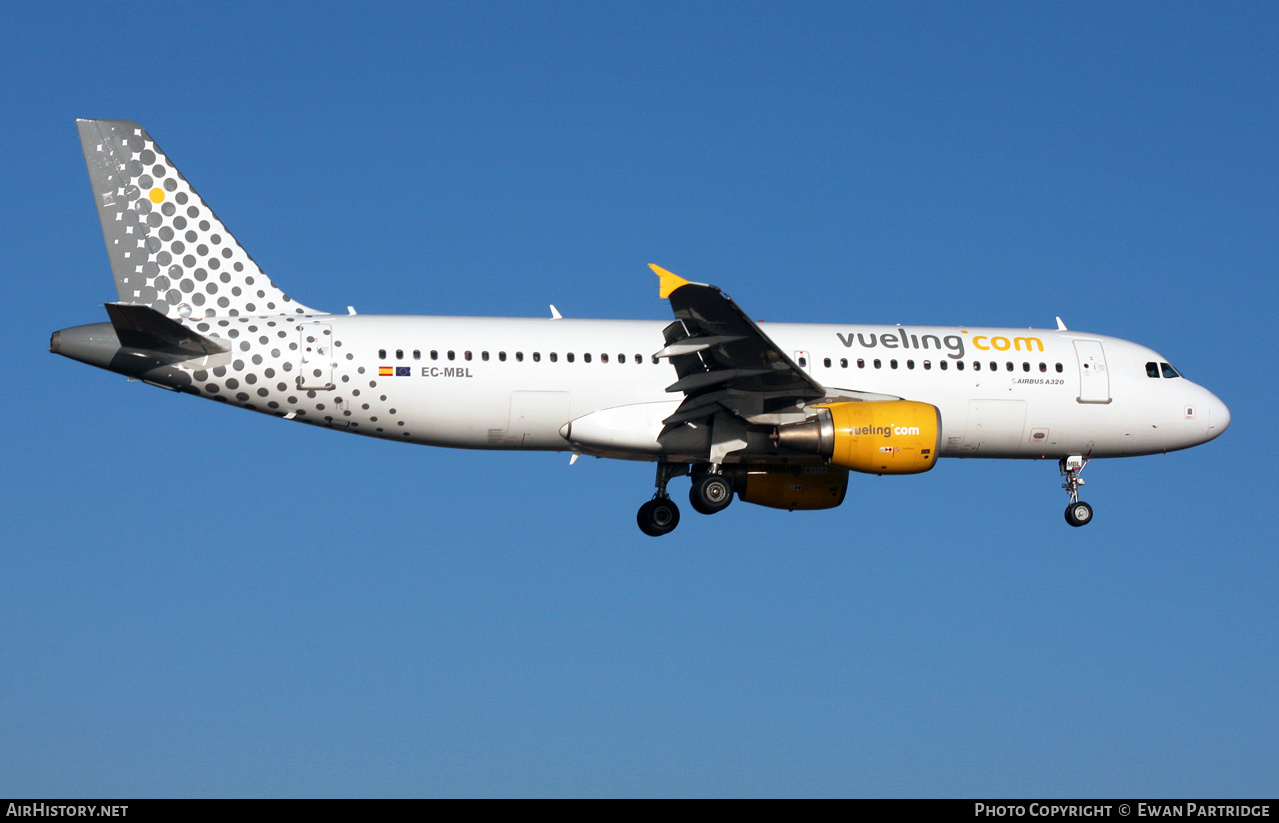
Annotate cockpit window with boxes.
[1146,362,1160,378]
[1161,362,1181,379]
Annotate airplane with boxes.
[52,120,1231,536]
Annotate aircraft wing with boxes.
[651,265,827,427]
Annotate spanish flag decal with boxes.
[378,366,394,376]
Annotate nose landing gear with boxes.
[1060,456,1093,527]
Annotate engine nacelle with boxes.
[731,463,849,511]
[775,400,941,475]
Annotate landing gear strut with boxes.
[637,461,688,537]
[1060,456,1093,527]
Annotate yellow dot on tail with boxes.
[149,188,165,203]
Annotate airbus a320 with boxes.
[52,120,1230,535]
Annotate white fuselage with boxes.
[175,312,1228,462]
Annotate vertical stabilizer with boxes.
[76,119,319,319]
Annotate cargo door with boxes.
[961,399,1027,455]
[507,391,572,447]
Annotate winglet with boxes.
[650,264,692,299]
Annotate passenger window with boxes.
[1146,362,1160,378]
[907,360,915,369]
[430,350,438,360]
[378,349,386,360]
[798,356,807,367]
[940,361,948,371]
[1022,362,1030,372]
[413,350,421,360]
[923,360,932,370]
[516,352,524,362]
[990,361,997,371]
[1006,362,1014,371]
[567,353,575,363]
[840,358,848,368]
[824,357,832,368]
[1161,362,1181,378]
[857,359,865,369]
[601,353,608,363]
[481,351,489,361]
[873,359,881,369]
[1039,362,1047,372]
[583,353,591,363]
[499,352,506,362]
[533,352,541,362]
[890,359,898,369]
[550,352,558,362]
[447,351,455,361]
[1055,363,1063,373]
[956,361,965,371]
[395,349,404,360]
[464,351,472,361]
[973,361,981,371]
[636,354,643,364]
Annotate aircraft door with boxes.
[1073,340,1110,404]
[793,350,811,373]
[298,322,335,390]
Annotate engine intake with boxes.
[775,400,941,475]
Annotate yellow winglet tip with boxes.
[650,264,691,299]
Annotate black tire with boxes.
[689,474,734,515]
[1064,501,1093,527]
[638,498,681,536]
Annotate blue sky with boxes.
[2,1,1276,797]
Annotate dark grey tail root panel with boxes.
[103,303,228,356]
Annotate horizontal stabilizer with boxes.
[104,302,228,355]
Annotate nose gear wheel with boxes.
[1060,457,1093,528]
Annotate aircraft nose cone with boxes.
[1207,392,1230,440]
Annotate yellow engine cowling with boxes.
[775,400,941,475]
[735,463,849,510]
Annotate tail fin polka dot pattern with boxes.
[76,119,320,320]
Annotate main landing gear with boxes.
[1060,456,1093,527]
[637,462,736,536]
[689,471,734,516]
[637,497,681,537]
[637,462,687,537]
